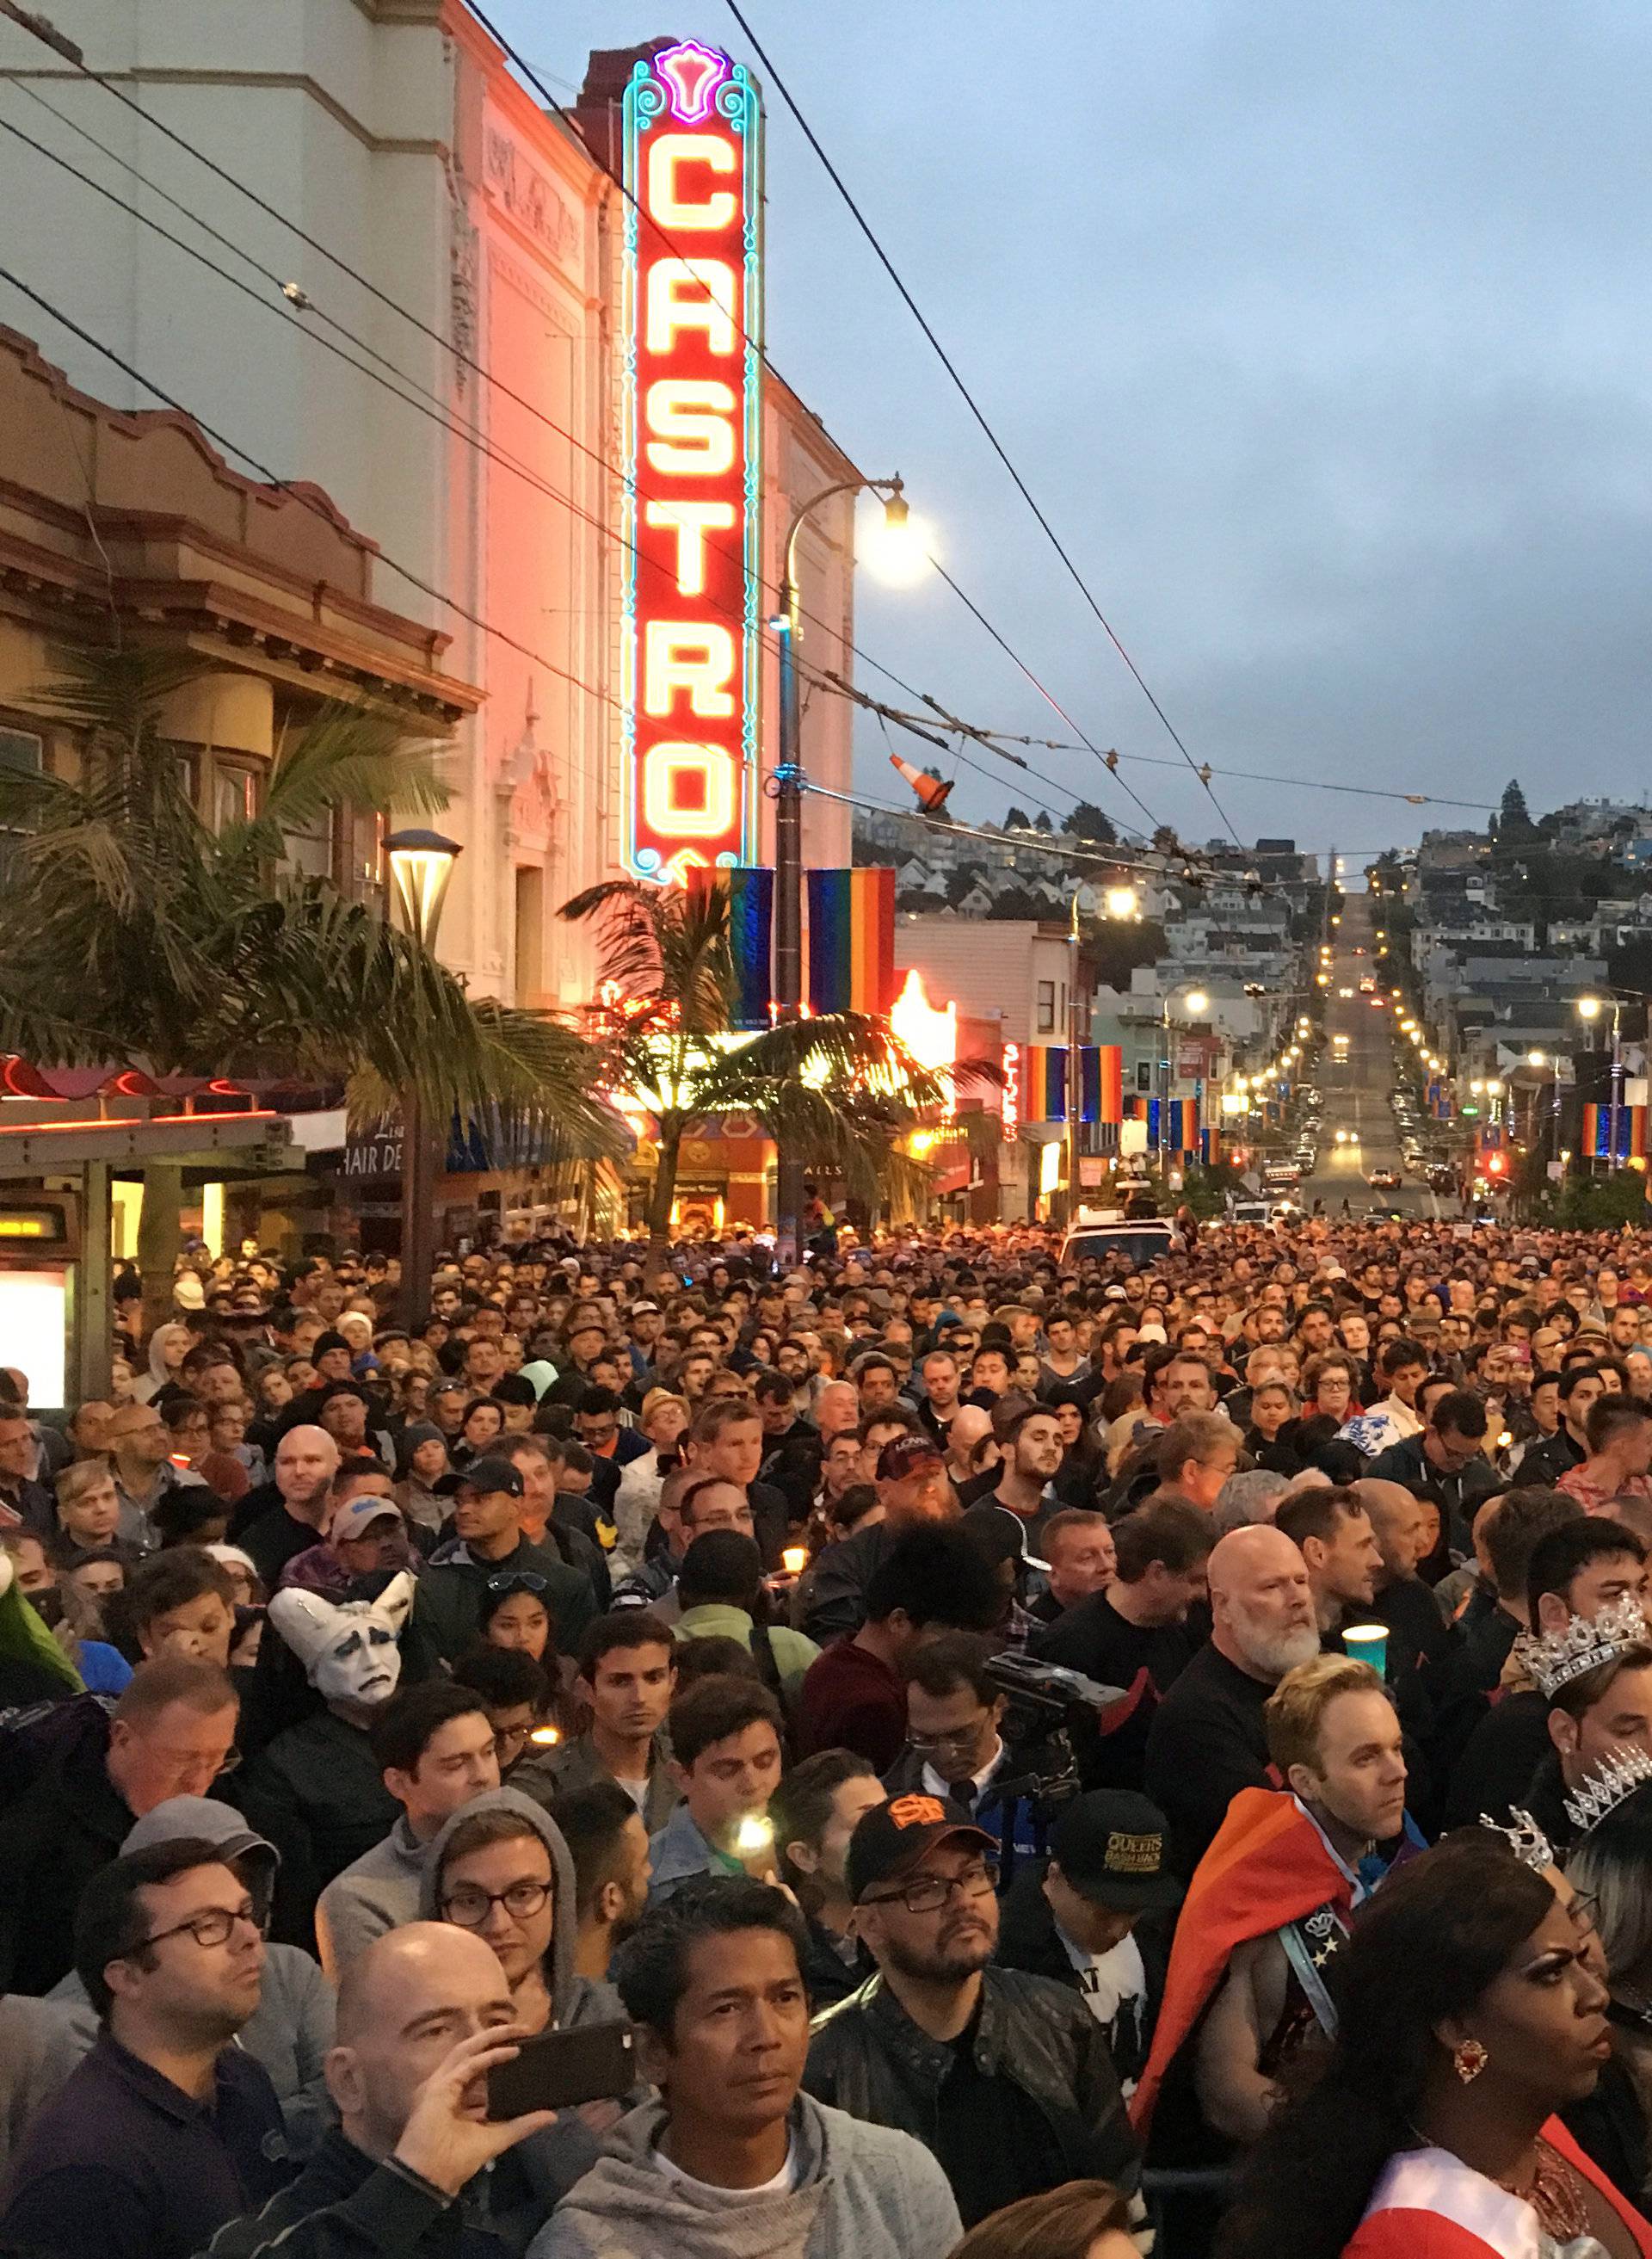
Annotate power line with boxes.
[928,562,1163,834]
[0,7,1204,854]
[0,262,679,807]
[719,0,1243,849]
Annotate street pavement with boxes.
[1301,889,1433,1219]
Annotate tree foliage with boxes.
[1061,801,1118,845]
[560,879,994,1244]
[0,647,612,1154]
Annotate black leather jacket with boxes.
[803,1966,1140,2197]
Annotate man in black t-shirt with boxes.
[1033,1499,1212,1793]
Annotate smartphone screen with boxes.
[485,2023,636,2121]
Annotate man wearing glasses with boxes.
[805,1793,1141,2231]
[0,1836,292,2256]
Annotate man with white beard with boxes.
[1143,1526,1322,1875]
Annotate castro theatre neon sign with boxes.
[620,40,763,883]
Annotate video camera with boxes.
[982,1651,1127,1811]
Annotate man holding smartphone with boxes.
[206,1923,559,2257]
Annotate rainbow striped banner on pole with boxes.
[1584,1103,1647,1161]
[685,866,773,1029]
[806,867,896,1015]
[1022,1045,1068,1121]
[1165,1097,1200,1151]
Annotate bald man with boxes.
[1143,1527,1321,1874]
[1353,1478,1452,1674]
[212,1924,555,2257]
[943,1404,994,1492]
[233,1426,342,1590]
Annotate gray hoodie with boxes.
[314,1813,426,1983]
[419,1788,632,2209]
[528,2091,961,2259]
[47,1794,336,2157]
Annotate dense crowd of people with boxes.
[3,1210,1652,2255]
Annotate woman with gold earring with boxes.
[1213,1828,1652,2259]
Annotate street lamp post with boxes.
[385,829,461,1327]
[1576,993,1624,1171]
[773,475,918,1266]
[1161,986,1208,1176]
[1064,890,1082,1225]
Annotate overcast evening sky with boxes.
[496,0,1652,860]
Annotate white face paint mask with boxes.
[268,1570,415,1724]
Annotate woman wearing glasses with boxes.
[422,1787,638,2205]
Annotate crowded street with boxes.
[0,4,1649,2258]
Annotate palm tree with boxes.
[560,877,977,1249]
[0,647,614,1316]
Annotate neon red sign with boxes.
[620,42,763,884]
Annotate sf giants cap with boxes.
[845,1793,996,1905]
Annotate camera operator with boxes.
[881,1634,1049,1884]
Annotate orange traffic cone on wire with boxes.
[889,751,954,816]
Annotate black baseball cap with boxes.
[457,1454,525,1500]
[845,1793,996,1906]
[1048,1791,1180,1912]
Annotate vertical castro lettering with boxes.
[620,44,763,885]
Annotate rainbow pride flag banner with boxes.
[1022,1045,1069,1121]
[1165,1097,1200,1152]
[1584,1102,1647,1162]
[806,867,896,1015]
[685,867,773,1028]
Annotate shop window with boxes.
[211,760,259,832]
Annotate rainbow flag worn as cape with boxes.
[1130,1787,1353,2139]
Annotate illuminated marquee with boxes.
[1002,1042,1020,1144]
[620,40,763,884]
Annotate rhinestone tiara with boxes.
[1514,1593,1652,1700]
[1476,1807,1554,1871]
[1563,1743,1652,1837]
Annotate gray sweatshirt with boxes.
[528,2091,961,2259]
[314,1813,426,1983]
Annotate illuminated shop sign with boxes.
[620,40,763,883]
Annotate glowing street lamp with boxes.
[1104,885,1140,921]
[775,473,924,1257]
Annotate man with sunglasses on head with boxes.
[405,1454,597,1674]
[0,1836,292,2257]
[804,1793,1141,2232]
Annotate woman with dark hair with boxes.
[1215,1831,1650,2259]
[947,2180,1136,2259]
[1565,1762,1652,2205]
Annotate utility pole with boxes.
[1065,889,1082,1223]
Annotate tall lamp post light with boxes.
[385,829,461,1327]
[771,476,926,1265]
[1162,986,1208,1174]
[1576,993,1624,1172]
[1526,1049,1559,1174]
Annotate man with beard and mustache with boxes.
[1143,1525,1322,1875]
[804,1795,1141,2232]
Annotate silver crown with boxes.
[1514,1594,1651,1699]
[1563,1744,1652,1836]
[1476,1808,1555,1872]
